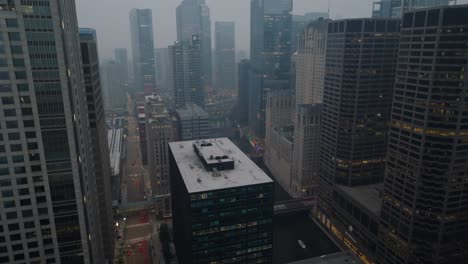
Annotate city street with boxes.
[116,96,174,264]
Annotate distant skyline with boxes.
[76,0,372,58]
[76,0,468,59]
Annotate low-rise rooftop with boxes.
[337,184,383,216]
[176,103,209,119]
[169,138,273,193]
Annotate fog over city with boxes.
[76,0,373,58]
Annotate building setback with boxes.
[130,9,156,94]
[79,28,114,263]
[317,18,400,261]
[0,1,106,263]
[377,5,468,263]
[170,36,204,108]
[145,95,173,216]
[215,21,236,90]
[169,138,274,264]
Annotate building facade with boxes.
[372,0,452,18]
[170,36,204,108]
[145,95,173,217]
[317,18,400,261]
[114,48,129,97]
[264,90,295,196]
[176,104,211,141]
[130,9,156,94]
[79,28,114,263]
[290,19,328,198]
[0,0,107,263]
[237,59,250,126]
[155,48,173,95]
[249,0,293,137]
[215,21,235,90]
[101,60,126,110]
[169,138,274,264]
[377,6,468,263]
[176,0,212,87]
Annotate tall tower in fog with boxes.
[0,1,107,263]
[176,0,212,87]
[130,9,156,94]
[215,21,236,90]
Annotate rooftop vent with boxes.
[193,140,234,172]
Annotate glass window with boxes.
[12,155,23,163]
[20,96,30,104]
[13,58,24,67]
[16,178,27,185]
[0,157,7,164]
[8,32,20,41]
[15,71,26,80]
[2,190,13,198]
[0,71,8,80]
[0,84,10,92]
[25,132,36,139]
[0,58,7,67]
[17,84,28,91]
[4,108,15,116]
[1,96,13,104]
[10,144,22,151]
[6,120,18,129]
[14,167,25,174]
[23,120,34,127]
[10,45,22,54]
[3,200,15,208]
[19,188,29,196]
[8,132,20,140]
[6,19,18,28]
[22,108,32,116]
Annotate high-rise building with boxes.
[170,36,204,108]
[176,104,211,141]
[114,48,129,94]
[170,138,274,264]
[155,48,173,93]
[176,0,212,87]
[378,6,468,263]
[215,21,235,90]
[317,18,400,260]
[372,0,453,18]
[130,9,156,94]
[249,0,293,137]
[0,1,106,263]
[291,20,328,198]
[79,28,114,263]
[145,95,173,217]
[101,60,126,110]
[237,59,251,126]
[264,90,295,195]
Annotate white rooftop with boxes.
[169,138,273,193]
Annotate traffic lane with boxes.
[126,173,145,203]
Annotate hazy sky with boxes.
[75,0,373,59]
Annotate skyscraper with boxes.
[101,60,126,110]
[317,18,400,260]
[79,28,114,263]
[176,104,211,141]
[378,5,468,263]
[130,9,156,94]
[145,95,173,217]
[372,0,452,17]
[237,59,251,126]
[169,36,204,108]
[176,0,212,87]
[249,0,293,137]
[114,48,129,94]
[155,48,172,93]
[170,138,274,264]
[215,21,236,90]
[0,1,106,263]
[291,20,328,198]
